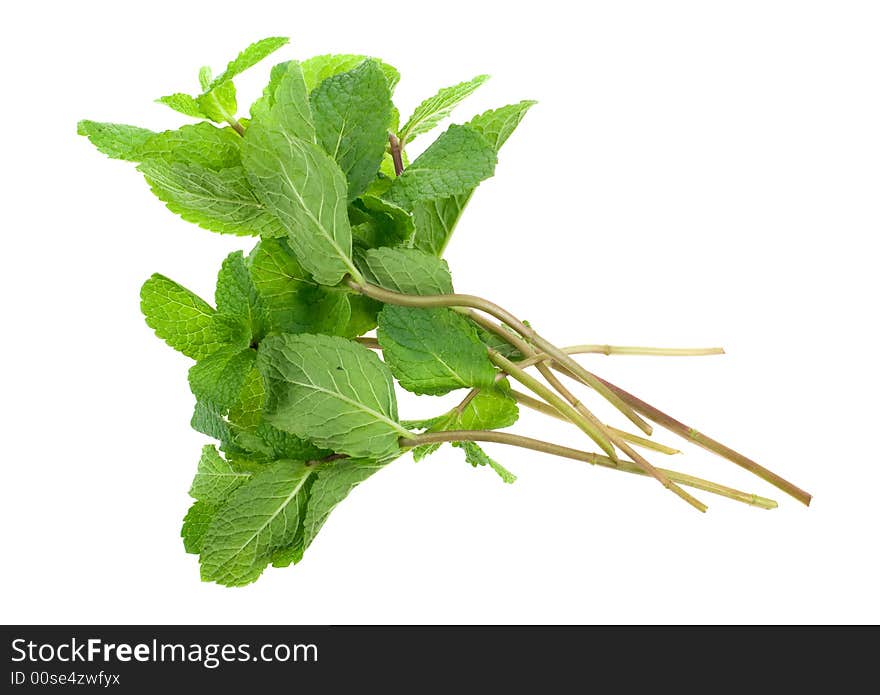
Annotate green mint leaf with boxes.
[196,80,238,124]
[199,460,314,586]
[189,445,254,505]
[210,37,289,88]
[76,120,156,160]
[311,60,392,200]
[192,401,234,445]
[399,74,489,145]
[136,160,283,237]
[242,118,358,285]
[409,102,534,255]
[350,195,414,249]
[248,238,378,338]
[258,334,405,458]
[386,124,497,208]
[182,500,217,554]
[268,62,316,143]
[473,323,526,361]
[188,346,256,412]
[226,364,265,431]
[451,441,517,483]
[378,306,497,395]
[303,458,386,550]
[140,274,224,361]
[136,122,242,170]
[359,247,453,295]
[404,385,519,462]
[466,99,537,150]
[215,251,266,340]
[156,93,208,119]
[410,195,471,256]
[457,383,520,430]
[301,54,400,93]
[251,421,330,461]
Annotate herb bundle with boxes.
[79,38,811,586]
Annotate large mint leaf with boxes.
[77,121,156,160]
[210,37,289,88]
[141,274,223,360]
[188,346,256,411]
[137,160,283,237]
[301,54,400,93]
[189,445,254,505]
[378,306,497,395]
[399,74,489,145]
[303,458,387,550]
[359,247,452,295]
[242,118,358,285]
[409,101,535,255]
[387,125,496,209]
[258,334,405,458]
[199,460,314,586]
[215,251,266,340]
[311,60,392,199]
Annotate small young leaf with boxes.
[360,247,453,295]
[399,74,489,145]
[301,54,400,93]
[137,160,284,237]
[196,80,238,124]
[409,101,535,255]
[192,401,235,445]
[242,119,357,285]
[210,37,289,88]
[156,93,208,119]
[466,100,537,150]
[188,346,256,412]
[457,384,520,430]
[311,60,392,199]
[182,500,217,554]
[378,306,497,395]
[303,458,387,550]
[451,441,517,483]
[77,120,156,160]
[140,274,223,361]
[199,460,314,586]
[258,334,406,458]
[386,125,497,208]
[189,445,254,505]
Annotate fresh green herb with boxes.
[80,37,811,587]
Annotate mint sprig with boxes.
[80,38,810,587]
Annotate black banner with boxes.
[1,625,873,690]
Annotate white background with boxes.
[2,1,878,624]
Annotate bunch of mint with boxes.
[79,37,810,587]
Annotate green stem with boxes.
[510,388,681,455]
[516,345,725,369]
[488,349,618,462]
[400,431,776,510]
[346,279,650,433]
[586,372,813,507]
